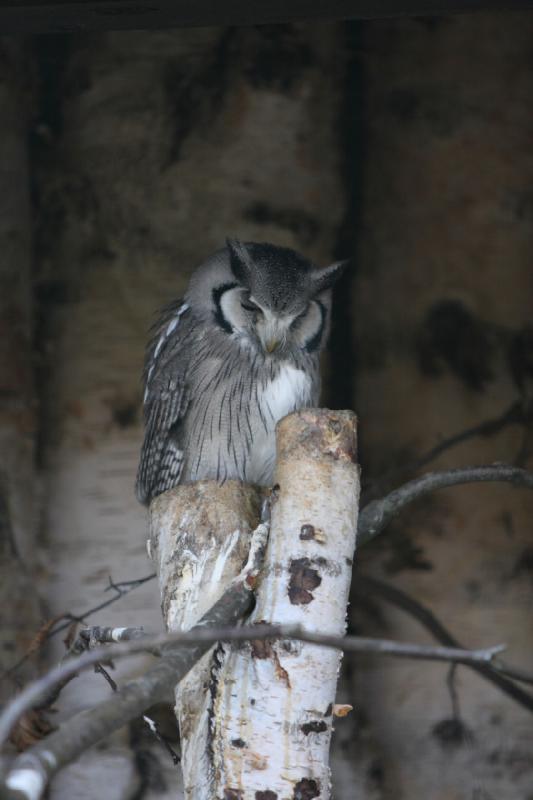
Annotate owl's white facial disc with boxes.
[214,281,328,356]
[291,299,327,353]
[216,285,249,332]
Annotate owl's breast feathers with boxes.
[247,362,314,484]
[179,327,319,485]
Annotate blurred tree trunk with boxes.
[350,12,533,799]
[32,24,352,798]
[0,41,40,708]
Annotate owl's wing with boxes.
[135,300,193,505]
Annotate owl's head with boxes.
[189,239,345,357]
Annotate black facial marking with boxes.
[305,300,326,353]
[212,282,238,334]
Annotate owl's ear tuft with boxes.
[226,238,253,287]
[311,259,348,295]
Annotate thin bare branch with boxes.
[1,574,157,681]
[354,574,533,712]
[362,400,527,501]
[0,580,255,800]
[0,621,508,759]
[358,464,533,545]
[0,628,511,799]
[49,573,157,637]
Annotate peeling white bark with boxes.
[149,480,263,798]
[150,410,359,799]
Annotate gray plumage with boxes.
[136,240,345,505]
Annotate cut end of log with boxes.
[276,409,358,465]
[149,478,263,523]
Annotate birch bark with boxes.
[149,481,264,798]
[0,41,40,704]
[351,13,533,797]
[150,409,359,799]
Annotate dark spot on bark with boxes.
[507,326,533,395]
[288,558,322,604]
[328,419,341,434]
[293,778,320,799]
[301,720,328,735]
[300,524,315,540]
[498,510,514,538]
[383,530,433,574]
[431,718,471,748]
[314,557,328,568]
[416,300,494,392]
[502,188,533,221]
[224,790,243,800]
[345,557,353,567]
[324,703,333,717]
[388,87,462,136]
[387,89,419,122]
[32,36,70,140]
[64,62,91,99]
[464,579,481,600]
[0,478,17,559]
[512,546,533,578]
[231,738,246,748]
[163,30,234,164]
[256,792,278,800]
[251,639,273,659]
[244,202,320,247]
[112,402,137,429]
[281,639,299,654]
[243,25,314,93]
[35,279,69,306]
[250,698,256,705]
[413,15,451,30]
[367,759,385,786]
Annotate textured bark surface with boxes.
[150,480,262,800]
[214,410,359,799]
[350,13,533,799]
[149,411,359,800]
[0,41,40,704]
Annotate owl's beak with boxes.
[265,338,280,354]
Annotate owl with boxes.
[136,239,345,505]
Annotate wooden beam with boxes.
[0,0,532,35]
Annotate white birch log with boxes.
[149,480,264,798]
[150,409,359,800]
[213,410,359,800]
